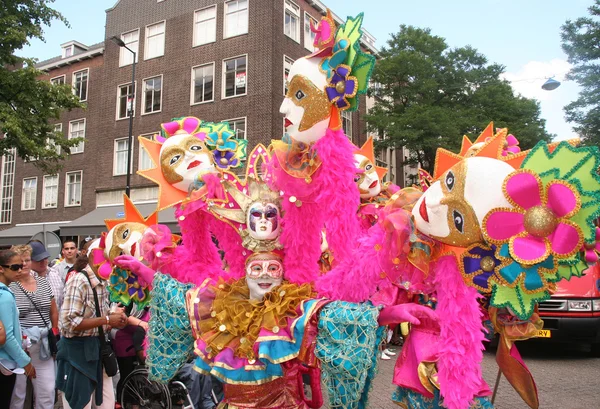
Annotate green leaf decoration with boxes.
[335,13,365,68]
[490,281,550,320]
[556,254,588,281]
[352,51,376,94]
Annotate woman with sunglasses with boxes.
[0,250,36,409]
[8,245,57,409]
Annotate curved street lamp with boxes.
[541,77,561,91]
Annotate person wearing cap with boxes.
[28,241,65,312]
[0,249,36,409]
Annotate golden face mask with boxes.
[160,135,211,185]
[106,222,148,261]
[354,155,381,197]
[286,75,331,133]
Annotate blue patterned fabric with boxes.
[392,387,494,409]
[147,273,195,383]
[315,301,381,409]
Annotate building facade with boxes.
[0,0,382,244]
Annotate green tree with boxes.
[0,0,83,172]
[366,25,553,174]
[561,0,600,145]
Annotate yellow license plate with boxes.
[536,329,551,338]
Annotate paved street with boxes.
[324,341,599,409]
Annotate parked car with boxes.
[537,263,600,355]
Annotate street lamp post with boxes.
[110,36,136,197]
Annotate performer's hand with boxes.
[113,255,155,287]
[377,303,438,327]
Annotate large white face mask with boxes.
[104,222,147,262]
[280,57,330,145]
[245,258,284,301]
[159,133,215,192]
[354,153,382,199]
[411,157,514,247]
[246,202,280,241]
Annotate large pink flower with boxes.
[483,170,583,265]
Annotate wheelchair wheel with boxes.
[120,366,172,409]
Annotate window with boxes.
[62,45,73,58]
[138,134,155,171]
[284,0,300,43]
[50,75,65,85]
[191,63,214,104]
[145,21,165,60]
[113,138,132,176]
[223,55,247,98]
[72,69,88,101]
[143,76,162,114]
[68,119,85,154]
[22,178,37,210]
[226,118,246,140]
[342,110,352,139]
[42,175,58,209]
[283,56,294,95]
[119,29,139,67]
[117,82,136,120]
[194,6,217,46]
[0,150,15,224]
[304,12,317,51]
[65,171,82,207]
[48,123,62,155]
[224,0,248,38]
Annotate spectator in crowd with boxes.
[0,250,36,409]
[54,241,78,283]
[56,254,127,409]
[9,245,58,409]
[29,241,64,311]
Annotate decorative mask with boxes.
[247,202,280,241]
[159,132,214,192]
[245,253,284,301]
[104,222,148,262]
[412,157,514,247]
[354,154,381,199]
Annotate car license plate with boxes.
[536,329,551,338]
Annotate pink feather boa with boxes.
[265,128,360,284]
[433,255,491,409]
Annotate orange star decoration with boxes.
[355,136,388,181]
[104,194,158,231]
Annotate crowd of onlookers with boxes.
[0,239,220,409]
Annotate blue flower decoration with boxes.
[461,244,501,294]
[109,268,129,294]
[206,129,238,152]
[497,244,557,291]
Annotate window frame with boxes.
[116,81,136,121]
[303,12,317,51]
[113,137,133,176]
[119,29,140,67]
[144,20,166,61]
[283,55,294,96]
[193,5,217,47]
[190,62,215,105]
[138,133,157,171]
[21,177,37,211]
[224,117,247,140]
[223,0,249,39]
[72,68,89,102]
[142,75,163,115]
[284,0,300,43]
[50,75,66,85]
[222,54,248,99]
[42,174,59,209]
[68,118,86,154]
[48,123,62,155]
[64,171,83,208]
[341,110,352,139]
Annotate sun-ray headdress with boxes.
[354,136,387,181]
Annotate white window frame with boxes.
[50,75,66,85]
[222,54,248,99]
[283,55,294,96]
[342,110,352,139]
[42,174,59,209]
[304,12,317,51]
[64,171,83,208]
[144,21,166,61]
[116,81,136,120]
[193,5,217,47]
[72,68,89,102]
[62,45,73,58]
[48,123,62,155]
[68,118,86,154]
[142,75,163,115]
[191,62,215,105]
[224,0,249,39]
[225,117,247,140]
[284,0,300,43]
[21,177,37,211]
[113,138,133,176]
[138,134,156,171]
[119,29,139,67]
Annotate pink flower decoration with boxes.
[483,170,583,265]
[503,134,521,156]
[583,227,600,264]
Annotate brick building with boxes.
[0,0,385,246]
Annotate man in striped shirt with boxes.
[29,241,64,311]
